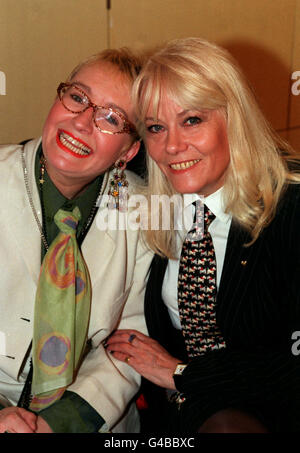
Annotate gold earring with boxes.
[39,156,46,185]
[108,160,129,210]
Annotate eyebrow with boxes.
[105,103,128,119]
[72,81,91,93]
[144,111,186,122]
[145,109,206,122]
[71,81,129,119]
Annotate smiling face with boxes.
[42,61,139,196]
[144,93,230,197]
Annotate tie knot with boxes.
[54,206,81,236]
[204,205,215,230]
[192,202,215,233]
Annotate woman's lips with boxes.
[56,129,93,158]
[169,159,200,172]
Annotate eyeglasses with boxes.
[57,82,137,136]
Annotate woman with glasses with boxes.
[0,48,152,433]
[107,38,300,432]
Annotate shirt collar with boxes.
[182,187,231,225]
[34,143,103,235]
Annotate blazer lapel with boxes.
[81,218,116,285]
[7,140,42,285]
[81,171,116,285]
[0,140,41,378]
[217,222,251,308]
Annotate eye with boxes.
[70,93,85,104]
[65,87,89,107]
[104,111,121,127]
[146,124,164,134]
[184,116,203,126]
[94,108,124,132]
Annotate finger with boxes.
[3,414,36,433]
[110,350,146,373]
[18,408,37,431]
[107,341,136,357]
[108,329,149,343]
[107,330,150,346]
[128,333,136,344]
[110,351,135,366]
[107,333,155,356]
[107,336,162,363]
[126,330,151,342]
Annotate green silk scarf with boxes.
[30,207,91,411]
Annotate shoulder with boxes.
[0,139,40,188]
[124,169,146,196]
[272,183,300,239]
[279,183,300,214]
[125,169,144,186]
[0,143,23,181]
[0,138,40,164]
[0,142,22,162]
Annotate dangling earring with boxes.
[108,160,129,210]
[39,155,46,185]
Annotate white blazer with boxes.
[0,138,153,432]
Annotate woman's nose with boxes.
[165,127,187,154]
[72,107,94,134]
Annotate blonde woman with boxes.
[107,37,300,432]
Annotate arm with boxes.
[175,249,300,427]
[35,239,152,432]
[37,391,104,433]
[107,321,300,431]
[108,187,300,430]
[65,238,153,430]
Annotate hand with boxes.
[35,416,53,433]
[0,407,37,433]
[106,329,179,390]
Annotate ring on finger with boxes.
[128,334,136,344]
[125,356,131,364]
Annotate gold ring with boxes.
[125,356,131,364]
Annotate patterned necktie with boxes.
[30,207,91,411]
[178,202,226,359]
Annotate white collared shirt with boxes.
[162,187,232,329]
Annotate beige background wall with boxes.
[0,0,299,149]
[0,0,108,143]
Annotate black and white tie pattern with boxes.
[178,203,226,359]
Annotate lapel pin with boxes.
[241,260,247,266]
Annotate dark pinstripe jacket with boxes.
[142,183,300,432]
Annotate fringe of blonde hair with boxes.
[67,47,143,84]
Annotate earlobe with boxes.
[123,139,141,164]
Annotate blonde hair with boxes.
[67,47,143,84]
[132,37,300,258]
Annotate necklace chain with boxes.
[21,148,106,250]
